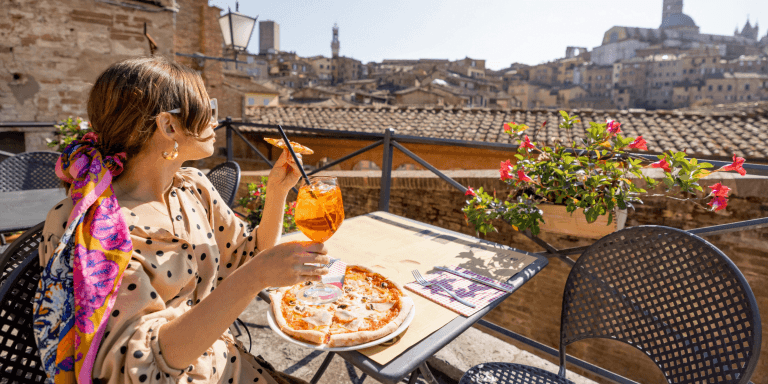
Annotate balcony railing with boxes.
[6,118,767,383]
[217,118,768,384]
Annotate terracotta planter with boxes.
[538,204,627,239]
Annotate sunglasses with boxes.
[166,98,218,125]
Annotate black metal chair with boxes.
[206,161,241,208]
[0,222,44,288]
[0,151,60,192]
[460,225,762,384]
[0,249,46,383]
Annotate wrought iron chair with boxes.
[206,161,241,208]
[460,225,762,384]
[0,222,44,288]
[0,151,60,192]
[0,249,46,383]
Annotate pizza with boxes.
[264,137,315,155]
[270,265,413,347]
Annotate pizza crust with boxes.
[269,287,329,345]
[328,297,412,347]
[264,137,314,155]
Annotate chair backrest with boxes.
[558,225,761,383]
[206,161,241,208]
[0,151,60,192]
[0,250,46,383]
[0,222,44,288]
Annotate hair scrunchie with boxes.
[34,130,133,383]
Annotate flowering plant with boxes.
[47,116,91,152]
[463,111,747,236]
[236,176,298,234]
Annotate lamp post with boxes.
[218,2,257,70]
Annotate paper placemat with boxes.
[404,265,521,316]
[281,213,538,365]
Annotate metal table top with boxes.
[0,188,66,233]
[260,211,548,384]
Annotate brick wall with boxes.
[238,169,768,383]
[0,0,176,122]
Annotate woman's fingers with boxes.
[295,264,329,275]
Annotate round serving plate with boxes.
[266,297,416,352]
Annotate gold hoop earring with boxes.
[162,141,179,160]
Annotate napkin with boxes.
[404,265,520,317]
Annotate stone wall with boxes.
[0,0,176,122]
[238,169,768,383]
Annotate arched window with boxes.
[352,160,381,171]
[395,163,418,171]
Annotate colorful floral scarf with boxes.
[33,132,131,384]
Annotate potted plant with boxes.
[47,116,91,152]
[236,176,298,234]
[463,111,746,237]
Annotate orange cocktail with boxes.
[294,176,345,243]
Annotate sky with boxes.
[208,0,768,70]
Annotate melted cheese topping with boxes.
[302,310,333,327]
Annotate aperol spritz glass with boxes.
[294,176,345,304]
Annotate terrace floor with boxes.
[232,296,597,384]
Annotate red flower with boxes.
[650,158,671,173]
[252,190,261,197]
[290,201,297,208]
[517,170,533,183]
[708,196,728,211]
[499,160,514,181]
[708,182,731,197]
[465,187,476,197]
[606,119,622,135]
[521,135,535,151]
[503,122,515,133]
[628,136,648,151]
[721,155,746,176]
[542,121,547,128]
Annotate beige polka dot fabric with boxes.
[40,168,295,384]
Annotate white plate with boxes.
[267,297,416,352]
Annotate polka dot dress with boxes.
[40,168,284,384]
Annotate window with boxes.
[746,84,750,90]
[717,85,722,91]
[708,85,713,91]
[727,85,732,91]
[247,97,255,106]
[292,64,297,70]
[302,65,306,72]
[263,99,270,106]
[682,69,687,74]
[319,64,324,69]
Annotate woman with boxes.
[33,56,328,384]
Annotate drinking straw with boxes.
[277,125,311,185]
[276,125,337,232]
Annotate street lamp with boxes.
[218,2,257,69]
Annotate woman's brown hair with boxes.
[87,56,213,162]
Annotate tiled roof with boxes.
[243,104,768,160]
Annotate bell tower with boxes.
[331,23,340,59]
[662,0,683,21]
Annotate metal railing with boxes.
[4,119,766,383]
[218,118,768,384]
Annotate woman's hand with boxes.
[267,149,304,195]
[248,241,329,288]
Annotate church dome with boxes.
[660,13,697,29]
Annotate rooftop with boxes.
[244,104,768,161]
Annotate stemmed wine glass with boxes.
[293,176,345,304]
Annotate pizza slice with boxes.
[327,266,412,347]
[270,285,335,344]
[264,137,315,155]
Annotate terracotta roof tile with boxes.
[243,105,768,160]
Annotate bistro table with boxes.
[259,211,548,384]
[0,188,66,233]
